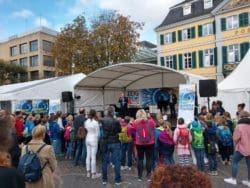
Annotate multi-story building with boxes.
[0,27,58,81]
[155,0,250,81]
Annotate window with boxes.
[10,59,18,65]
[10,46,18,56]
[30,40,38,52]
[30,55,38,67]
[228,44,240,63]
[203,23,213,36]
[204,0,213,9]
[164,33,172,44]
[43,56,55,67]
[203,49,214,67]
[183,53,192,69]
[30,71,39,80]
[165,56,174,68]
[20,43,28,54]
[183,4,191,15]
[42,40,52,52]
[182,28,191,40]
[44,71,55,78]
[20,57,28,67]
[226,15,239,30]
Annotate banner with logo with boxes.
[49,99,61,115]
[32,100,49,115]
[15,100,33,114]
[178,84,196,125]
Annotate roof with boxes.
[137,41,157,49]
[156,0,223,29]
[75,63,206,90]
[134,48,157,63]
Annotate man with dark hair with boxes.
[118,92,128,118]
[169,90,177,118]
[100,106,122,185]
[74,108,87,166]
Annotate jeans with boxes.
[74,139,86,165]
[52,139,61,156]
[164,155,175,165]
[220,145,231,161]
[207,153,217,171]
[152,147,159,170]
[194,148,205,171]
[86,140,98,174]
[232,151,250,180]
[66,141,74,158]
[121,143,132,167]
[102,143,121,183]
[136,144,154,178]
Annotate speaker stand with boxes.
[207,97,210,111]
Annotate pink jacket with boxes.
[234,123,250,156]
[173,124,192,155]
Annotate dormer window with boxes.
[183,3,191,15]
[204,0,213,9]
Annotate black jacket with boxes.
[238,117,250,125]
[74,115,86,135]
[101,116,121,144]
[0,167,25,188]
[9,133,21,168]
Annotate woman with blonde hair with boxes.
[21,125,57,188]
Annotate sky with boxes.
[0,0,182,44]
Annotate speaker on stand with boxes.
[62,91,73,113]
[199,80,217,111]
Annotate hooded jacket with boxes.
[190,121,204,149]
[204,125,218,154]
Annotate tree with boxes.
[0,59,27,85]
[52,11,143,74]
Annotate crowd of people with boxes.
[0,100,250,187]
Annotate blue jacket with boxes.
[154,127,162,148]
[24,121,35,136]
[49,121,61,140]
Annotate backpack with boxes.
[207,134,217,154]
[192,130,204,148]
[178,128,189,146]
[220,129,233,146]
[136,121,153,144]
[70,127,76,141]
[64,126,71,141]
[77,126,87,139]
[18,144,47,182]
[119,126,132,143]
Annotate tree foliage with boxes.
[52,11,143,74]
[0,59,27,85]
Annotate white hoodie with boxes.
[85,118,100,144]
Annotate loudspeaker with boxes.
[62,91,73,102]
[199,79,217,97]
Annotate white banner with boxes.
[178,84,196,125]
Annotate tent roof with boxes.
[0,73,85,101]
[75,63,205,90]
[218,50,250,92]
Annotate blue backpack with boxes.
[220,129,233,146]
[18,144,47,182]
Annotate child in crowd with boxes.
[64,115,74,159]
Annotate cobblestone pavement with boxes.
[58,158,248,188]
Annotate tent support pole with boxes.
[102,87,105,111]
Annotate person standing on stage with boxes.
[168,90,177,118]
[118,92,128,118]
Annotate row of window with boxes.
[10,55,55,67]
[160,42,249,69]
[183,0,213,16]
[221,12,249,31]
[10,40,52,56]
[30,70,55,80]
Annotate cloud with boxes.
[12,9,34,18]
[34,17,51,27]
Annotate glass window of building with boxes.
[20,73,28,82]
[228,44,240,63]
[30,40,38,52]
[10,46,18,56]
[183,4,191,15]
[165,56,174,68]
[43,55,55,67]
[202,23,213,36]
[204,0,213,9]
[183,53,192,69]
[20,57,28,67]
[203,49,214,67]
[44,71,55,78]
[226,15,239,30]
[30,71,39,80]
[30,55,38,67]
[182,28,191,40]
[20,43,28,54]
[164,33,172,44]
[10,59,18,65]
[42,40,52,52]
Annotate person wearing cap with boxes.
[224,111,250,186]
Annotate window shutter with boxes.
[191,27,196,38]
[214,47,218,66]
[213,21,216,34]
[160,57,165,66]
[240,42,250,60]
[221,18,226,31]
[178,54,183,70]
[178,30,182,41]
[173,55,177,69]
[172,32,176,43]
[192,52,197,68]
[198,25,202,37]
[199,50,203,68]
[239,13,249,27]
[222,46,227,64]
[160,34,164,45]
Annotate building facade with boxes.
[0,27,57,81]
[156,0,250,81]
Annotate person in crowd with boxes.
[190,120,205,171]
[85,109,101,179]
[119,116,133,171]
[100,106,122,185]
[150,165,212,188]
[33,114,41,126]
[49,115,61,157]
[198,106,208,117]
[173,118,192,166]
[22,125,57,188]
[224,112,234,134]
[64,115,74,159]
[224,111,250,186]
[157,95,167,114]
[209,101,218,117]
[236,103,245,119]
[15,111,24,144]
[118,92,128,118]
[23,114,35,144]
[74,108,87,166]
[56,111,64,155]
[40,115,51,145]
[204,121,218,176]
[206,112,214,122]
[130,109,155,181]
[0,110,25,188]
[217,100,225,116]
[159,121,175,165]
[168,90,177,118]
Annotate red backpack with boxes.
[64,126,71,141]
[136,121,153,144]
[178,128,189,146]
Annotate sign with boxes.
[32,100,49,115]
[178,84,195,125]
[15,100,33,114]
[141,88,169,107]
[49,99,61,115]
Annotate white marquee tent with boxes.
[218,50,250,117]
